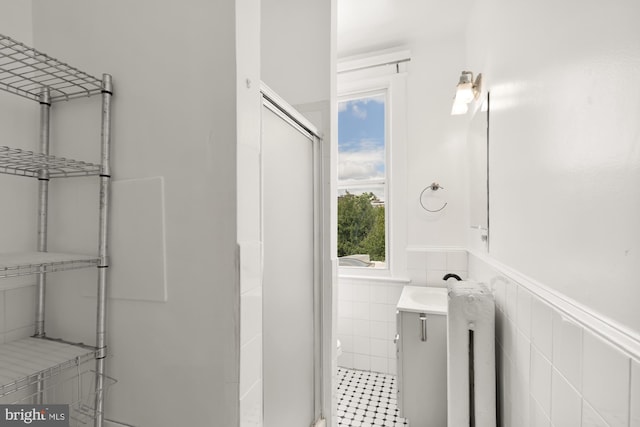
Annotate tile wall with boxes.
[337,276,404,374]
[337,248,468,374]
[406,248,468,287]
[469,253,640,427]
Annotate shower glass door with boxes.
[262,99,320,427]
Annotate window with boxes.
[336,51,409,275]
[337,91,388,268]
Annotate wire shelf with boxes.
[5,370,116,426]
[0,337,96,399]
[1,355,115,427]
[0,146,101,178]
[0,34,102,103]
[68,372,117,426]
[0,252,100,279]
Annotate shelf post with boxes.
[94,74,112,427]
[35,88,51,338]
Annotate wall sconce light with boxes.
[451,71,482,115]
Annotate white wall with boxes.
[236,1,263,426]
[261,0,331,107]
[466,0,640,334]
[0,1,32,44]
[462,0,640,425]
[405,35,470,251]
[27,1,240,426]
[0,0,37,258]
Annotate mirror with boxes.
[468,92,489,251]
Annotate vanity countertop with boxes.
[396,286,448,315]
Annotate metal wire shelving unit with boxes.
[0,34,103,103]
[0,33,113,427]
[0,252,100,278]
[0,338,96,399]
[0,146,101,178]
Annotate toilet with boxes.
[336,339,342,357]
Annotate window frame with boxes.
[337,66,408,278]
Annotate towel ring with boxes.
[420,182,447,213]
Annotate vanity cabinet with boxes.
[396,309,447,427]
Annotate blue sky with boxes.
[338,94,385,182]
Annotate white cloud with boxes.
[338,94,384,118]
[351,104,367,119]
[338,144,385,180]
[340,138,382,152]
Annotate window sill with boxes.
[337,271,411,284]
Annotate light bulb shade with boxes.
[451,99,469,115]
[454,82,475,104]
[450,71,482,115]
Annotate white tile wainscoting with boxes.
[469,252,640,427]
[337,275,405,375]
[337,248,468,375]
[406,248,468,287]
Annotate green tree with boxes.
[360,206,385,261]
[337,192,385,261]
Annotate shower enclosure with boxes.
[260,84,324,427]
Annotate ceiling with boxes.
[337,0,473,58]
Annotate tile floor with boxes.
[336,367,409,427]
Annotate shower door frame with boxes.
[260,83,325,426]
